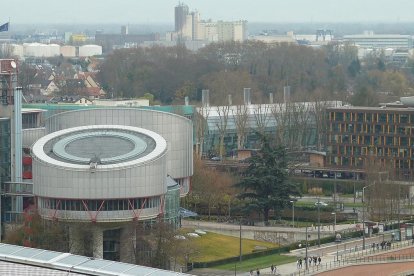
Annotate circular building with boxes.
[32,125,167,223]
[44,108,193,196]
[29,108,193,261]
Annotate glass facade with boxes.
[0,119,11,183]
[164,180,181,227]
[0,118,11,224]
[39,197,161,212]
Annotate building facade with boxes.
[343,33,413,50]
[173,3,247,42]
[326,106,414,180]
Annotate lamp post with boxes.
[305,226,308,271]
[290,200,295,228]
[317,198,321,247]
[362,183,375,250]
[331,212,336,232]
[314,198,327,247]
[239,218,242,262]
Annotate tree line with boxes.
[98,41,414,106]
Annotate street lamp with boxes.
[290,200,295,228]
[305,226,308,271]
[315,199,327,247]
[331,212,336,232]
[239,218,242,262]
[317,199,320,247]
[362,183,375,250]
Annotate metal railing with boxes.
[289,239,414,276]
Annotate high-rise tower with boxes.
[175,3,189,33]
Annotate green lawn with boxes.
[212,253,296,271]
[183,230,278,262]
[295,200,363,208]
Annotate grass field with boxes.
[182,230,279,262]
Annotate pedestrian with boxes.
[296,259,300,269]
[299,258,302,269]
[309,257,312,266]
[250,270,254,276]
[270,264,274,274]
[273,265,277,274]
[256,268,260,276]
[313,256,317,265]
[318,256,321,265]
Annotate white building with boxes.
[27,108,193,261]
[343,33,413,50]
[78,45,102,57]
[60,45,76,57]
[173,3,247,42]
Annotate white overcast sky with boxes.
[1,0,414,24]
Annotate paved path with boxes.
[182,220,358,234]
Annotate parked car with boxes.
[211,156,221,161]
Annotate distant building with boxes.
[343,33,413,50]
[121,25,129,36]
[172,3,247,42]
[175,3,190,33]
[95,33,160,52]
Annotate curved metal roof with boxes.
[0,243,190,276]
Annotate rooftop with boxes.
[0,243,190,276]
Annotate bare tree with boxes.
[312,94,331,151]
[252,104,270,136]
[233,104,249,149]
[271,102,289,146]
[194,106,209,159]
[365,155,403,223]
[215,105,230,159]
[289,102,312,150]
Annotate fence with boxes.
[290,239,414,275]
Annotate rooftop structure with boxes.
[0,243,190,275]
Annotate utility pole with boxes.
[305,226,308,271]
[398,183,401,237]
[362,182,375,250]
[317,197,321,247]
[239,218,242,262]
[290,200,295,228]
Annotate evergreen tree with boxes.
[235,134,301,224]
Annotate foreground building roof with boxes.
[0,243,190,276]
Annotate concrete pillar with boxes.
[69,224,103,259]
[92,225,103,259]
[120,224,136,264]
[69,226,85,256]
[409,186,414,199]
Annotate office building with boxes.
[326,103,414,180]
[343,33,413,50]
